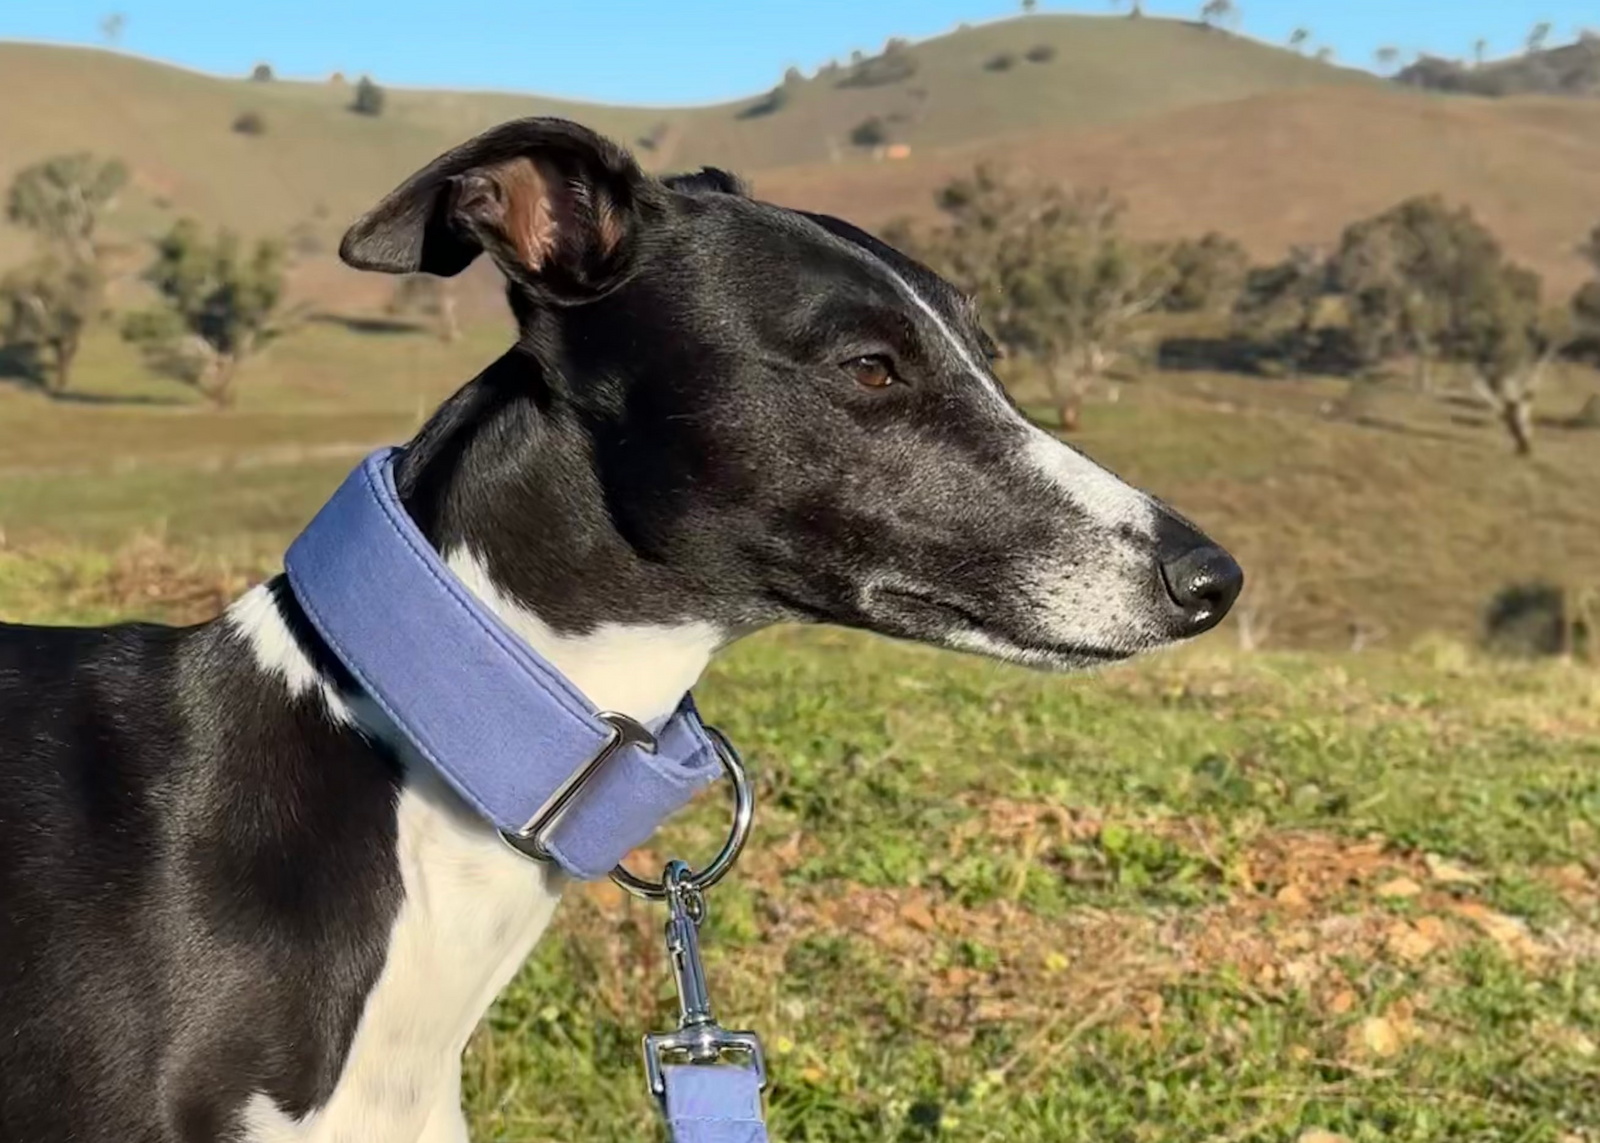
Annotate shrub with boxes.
[850,117,890,148]
[1025,43,1058,63]
[350,75,385,117]
[738,86,789,119]
[250,63,273,82]
[232,111,267,136]
[837,50,919,88]
[1484,582,1592,659]
[986,52,1018,72]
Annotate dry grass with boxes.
[0,17,1368,272]
[757,85,1600,295]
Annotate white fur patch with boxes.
[854,242,1156,537]
[1020,428,1156,535]
[227,584,353,725]
[237,557,724,1142]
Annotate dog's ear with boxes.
[339,118,658,301]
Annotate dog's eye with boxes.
[843,354,897,389]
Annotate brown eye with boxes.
[843,354,896,389]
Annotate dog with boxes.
[0,118,1241,1143]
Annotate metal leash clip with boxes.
[641,859,767,1101]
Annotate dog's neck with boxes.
[229,368,728,1139]
[441,548,721,723]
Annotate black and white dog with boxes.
[0,119,1241,1142]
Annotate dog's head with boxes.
[342,118,1241,669]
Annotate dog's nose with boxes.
[1158,533,1243,635]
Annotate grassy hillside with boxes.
[4,322,1598,651]
[757,86,1600,294]
[0,18,1369,267]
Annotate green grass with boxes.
[463,633,1600,1142]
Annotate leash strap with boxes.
[661,1066,769,1143]
[284,448,724,880]
[644,861,770,1142]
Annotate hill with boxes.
[0,18,1370,268]
[1398,36,1600,98]
[756,85,1600,294]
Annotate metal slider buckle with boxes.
[642,860,767,1099]
[500,714,755,901]
[500,711,657,862]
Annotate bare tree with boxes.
[1474,38,1488,67]
[1199,0,1237,29]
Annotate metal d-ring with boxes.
[610,726,753,900]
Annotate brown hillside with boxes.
[0,20,1367,268]
[756,86,1600,294]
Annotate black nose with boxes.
[1159,542,1244,635]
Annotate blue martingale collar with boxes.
[283,447,723,880]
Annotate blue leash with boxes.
[644,860,770,1142]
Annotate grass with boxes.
[11,538,1596,1137]
[7,321,1598,649]
[2,319,1599,1140]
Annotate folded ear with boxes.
[339,118,659,301]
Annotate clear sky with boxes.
[2,1,1589,106]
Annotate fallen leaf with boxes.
[1377,876,1423,899]
[1425,854,1485,885]
[1275,883,1311,910]
[1387,921,1439,962]
[900,899,937,932]
[1328,989,1358,1015]
[1351,1015,1403,1058]
[1451,902,1543,959]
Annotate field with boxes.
[5,16,1600,1140]
[3,319,1597,1141]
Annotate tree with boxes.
[1022,0,1038,11]
[1233,246,1331,375]
[0,153,125,394]
[99,12,126,44]
[1374,45,1401,71]
[1574,224,1600,339]
[1527,22,1552,53]
[250,63,274,82]
[6,153,128,265]
[1288,27,1310,52]
[122,220,288,407]
[1111,0,1144,16]
[0,257,103,395]
[1474,38,1488,67]
[1199,0,1237,30]
[1316,45,1336,63]
[1330,196,1559,454]
[350,75,385,117]
[1160,232,1249,313]
[232,111,267,136]
[906,167,1172,430]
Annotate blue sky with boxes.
[2,1,1588,106]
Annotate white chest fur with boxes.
[231,554,721,1143]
